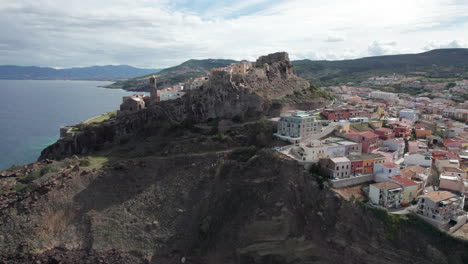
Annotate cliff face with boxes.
[2,151,467,263]
[39,52,316,161]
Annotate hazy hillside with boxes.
[106,59,237,91]
[106,49,468,91]
[0,65,161,80]
[293,49,468,85]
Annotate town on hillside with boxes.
[274,81,468,235]
[60,57,468,236]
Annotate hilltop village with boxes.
[118,61,252,115]
[276,83,468,234]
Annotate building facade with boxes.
[369,182,403,208]
[276,112,322,143]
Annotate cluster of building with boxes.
[275,82,468,232]
[119,60,259,115]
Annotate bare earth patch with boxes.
[451,222,468,240]
[331,185,366,201]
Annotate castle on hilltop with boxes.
[119,52,292,115]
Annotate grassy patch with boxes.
[7,165,24,171]
[84,111,117,125]
[313,113,325,120]
[68,127,81,133]
[86,156,111,169]
[351,123,373,132]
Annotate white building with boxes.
[275,112,322,143]
[189,76,209,90]
[349,117,369,124]
[370,91,398,101]
[383,138,405,160]
[369,182,403,208]
[404,152,432,167]
[374,162,400,182]
[159,90,186,101]
[416,191,466,230]
[399,109,418,120]
[289,138,361,163]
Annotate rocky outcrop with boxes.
[39,52,318,161]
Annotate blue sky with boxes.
[0,0,467,68]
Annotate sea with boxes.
[0,80,143,170]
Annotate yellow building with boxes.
[392,176,419,204]
[369,120,383,128]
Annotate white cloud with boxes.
[423,40,468,50]
[0,0,467,68]
[325,35,345,42]
[367,41,399,56]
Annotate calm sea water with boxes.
[0,80,142,170]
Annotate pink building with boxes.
[374,127,395,140]
[408,141,428,154]
[344,131,380,153]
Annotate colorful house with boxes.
[374,127,395,140]
[391,176,419,204]
[344,131,380,153]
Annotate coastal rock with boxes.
[39,52,319,161]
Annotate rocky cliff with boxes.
[39,52,324,161]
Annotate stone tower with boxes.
[149,75,157,102]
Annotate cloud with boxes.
[367,41,399,56]
[0,0,467,68]
[325,35,345,42]
[423,40,468,50]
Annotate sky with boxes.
[0,0,467,69]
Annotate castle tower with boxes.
[149,75,157,102]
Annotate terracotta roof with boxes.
[402,165,426,174]
[371,182,402,190]
[392,176,418,186]
[400,169,413,178]
[420,191,457,202]
[381,162,398,169]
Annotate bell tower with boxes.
[149,75,157,102]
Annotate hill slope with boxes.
[106,59,237,91]
[0,65,161,80]
[293,48,468,85]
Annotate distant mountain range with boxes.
[2,49,467,88]
[0,65,162,80]
[107,48,468,91]
[293,48,468,85]
[106,59,237,91]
